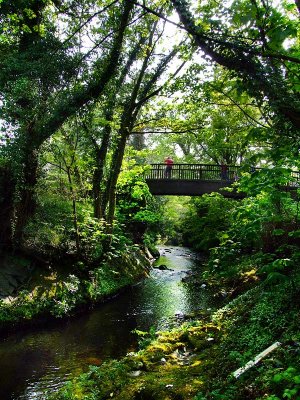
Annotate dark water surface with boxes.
[0,246,214,399]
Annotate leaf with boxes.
[273,373,283,383]
[272,229,285,236]
[288,230,300,238]
[265,272,288,285]
[293,376,300,384]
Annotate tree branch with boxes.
[61,0,119,48]
[131,126,204,135]
[170,0,300,129]
[208,84,270,128]
[38,0,134,144]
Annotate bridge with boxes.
[145,163,299,197]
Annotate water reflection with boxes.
[0,246,213,399]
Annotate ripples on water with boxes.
[0,246,213,399]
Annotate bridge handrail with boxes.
[146,163,240,181]
[145,163,300,183]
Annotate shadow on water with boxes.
[0,246,217,399]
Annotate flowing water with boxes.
[0,246,216,399]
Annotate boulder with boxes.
[153,264,173,271]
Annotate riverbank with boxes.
[0,245,212,399]
[0,246,152,334]
[49,254,300,400]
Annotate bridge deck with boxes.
[146,178,243,197]
[145,164,299,197]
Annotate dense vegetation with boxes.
[0,0,299,398]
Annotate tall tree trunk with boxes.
[92,37,150,219]
[66,166,81,255]
[13,146,39,246]
[92,119,112,219]
[100,22,178,228]
[13,149,38,246]
[93,148,104,220]
[0,164,15,250]
[106,130,128,227]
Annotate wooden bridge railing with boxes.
[146,163,240,181]
[145,164,300,184]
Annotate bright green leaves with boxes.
[172,0,300,130]
[181,193,234,253]
[23,7,36,20]
[231,1,256,26]
[230,0,298,51]
[267,367,300,400]
[260,258,292,285]
[265,12,298,51]
[0,0,51,39]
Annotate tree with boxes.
[137,64,268,166]
[0,0,134,247]
[104,40,179,225]
[168,0,300,131]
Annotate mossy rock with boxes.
[186,324,220,349]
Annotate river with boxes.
[0,246,216,399]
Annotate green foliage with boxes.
[213,272,300,355]
[199,184,300,279]
[77,215,107,262]
[0,273,85,322]
[155,195,190,244]
[0,5,299,399]
[144,66,261,166]
[48,359,130,400]
[207,240,243,277]
[267,367,300,400]
[0,246,148,325]
[51,274,82,317]
[116,161,163,244]
[260,258,292,286]
[23,192,136,263]
[238,167,298,198]
[132,326,157,349]
[23,195,75,254]
[181,189,299,281]
[181,193,234,252]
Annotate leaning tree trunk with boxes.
[91,37,144,220]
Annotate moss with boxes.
[186,324,220,350]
